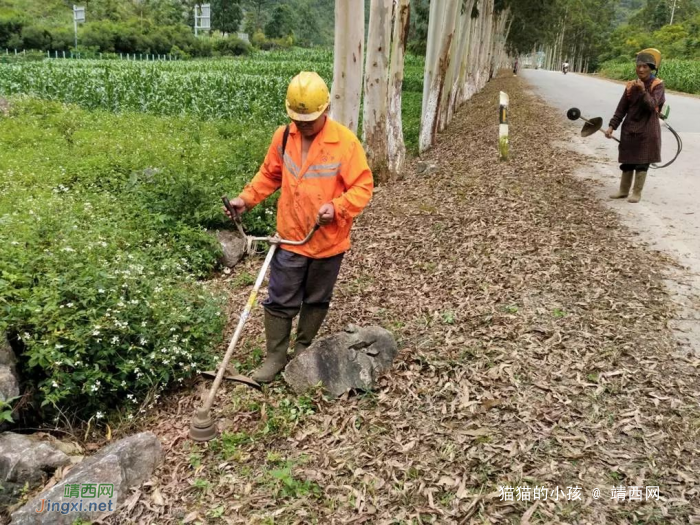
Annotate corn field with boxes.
[598,58,700,95]
[0,50,336,122]
[0,49,425,122]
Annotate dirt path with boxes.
[111,74,700,525]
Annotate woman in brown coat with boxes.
[605,48,665,203]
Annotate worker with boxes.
[225,72,374,383]
[605,48,665,203]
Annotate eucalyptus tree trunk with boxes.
[362,0,392,182]
[446,0,476,125]
[419,0,460,153]
[387,0,410,179]
[463,0,483,102]
[330,0,364,133]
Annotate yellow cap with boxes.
[285,72,330,122]
[637,48,661,70]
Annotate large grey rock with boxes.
[0,433,71,507]
[284,325,398,397]
[0,334,20,403]
[10,432,162,524]
[216,230,247,268]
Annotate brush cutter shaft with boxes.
[202,244,278,412]
[200,223,320,412]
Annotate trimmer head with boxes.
[189,408,218,442]
[581,117,603,137]
[566,107,581,121]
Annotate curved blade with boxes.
[200,370,262,391]
[581,117,603,137]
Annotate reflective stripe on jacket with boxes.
[239,118,374,259]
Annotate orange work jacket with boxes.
[239,118,374,259]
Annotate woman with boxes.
[605,48,665,203]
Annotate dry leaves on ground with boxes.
[108,73,700,525]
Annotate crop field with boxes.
[597,58,700,94]
[0,49,424,424]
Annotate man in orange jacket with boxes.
[225,72,374,383]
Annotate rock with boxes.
[0,433,71,507]
[216,230,247,268]
[10,432,162,524]
[415,161,438,176]
[283,325,398,397]
[0,334,20,403]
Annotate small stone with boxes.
[0,334,20,403]
[215,230,247,268]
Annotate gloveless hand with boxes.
[223,197,246,219]
[317,203,335,225]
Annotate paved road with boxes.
[522,69,700,353]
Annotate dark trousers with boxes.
[620,163,650,171]
[263,249,344,319]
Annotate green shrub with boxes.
[0,98,279,422]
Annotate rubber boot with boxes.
[251,310,292,383]
[627,171,647,203]
[293,303,329,356]
[609,171,633,199]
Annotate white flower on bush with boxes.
[92,329,101,336]
[90,381,101,392]
[98,289,105,294]
[62,247,75,252]
[55,343,64,349]
[66,302,74,308]
[22,332,31,340]
[127,414,134,420]
[95,412,104,420]
[141,338,148,346]
[52,381,59,388]
[111,336,119,344]
[121,380,127,387]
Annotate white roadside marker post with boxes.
[499,91,509,161]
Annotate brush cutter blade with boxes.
[581,117,603,137]
[200,370,262,390]
[566,107,581,121]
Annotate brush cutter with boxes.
[188,196,320,442]
[566,107,619,143]
[566,106,682,169]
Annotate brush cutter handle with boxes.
[275,223,321,246]
[222,195,247,239]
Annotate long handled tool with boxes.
[189,197,319,442]
[567,107,620,143]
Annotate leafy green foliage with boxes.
[0,49,425,425]
[211,0,244,34]
[598,57,700,93]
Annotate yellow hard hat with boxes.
[637,48,661,70]
[285,72,330,121]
